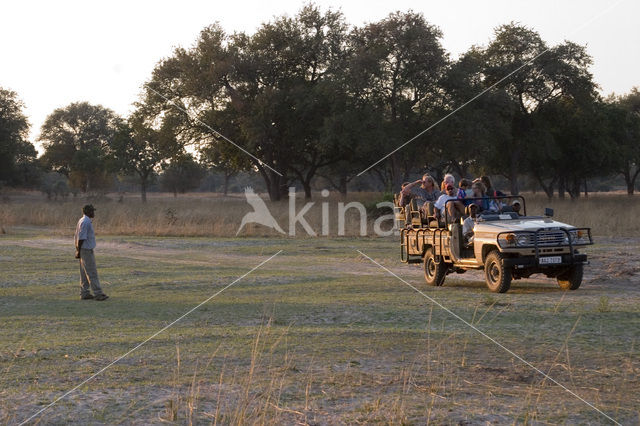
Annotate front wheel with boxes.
[424,248,447,286]
[484,251,511,293]
[557,264,583,290]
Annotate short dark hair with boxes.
[82,204,96,215]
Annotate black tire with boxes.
[484,251,511,293]
[557,264,583,290]
[424,248,447,286]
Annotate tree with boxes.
[347,11,448,190]
[478,23,596,194]
[143,5,352,200]
[529,97,610,199]
[433,49,514,180]
[606,88,640,194]
[0,87,38,186]
[110,111,181,202]
[39,102,122,192]
[160,153,206,196]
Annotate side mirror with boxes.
[544,208,554,217]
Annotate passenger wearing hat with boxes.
[74,204,108,301]
[511,199,522,216]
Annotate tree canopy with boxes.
[4,4,640,199]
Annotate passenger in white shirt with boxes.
[462,204,479,245]
[434,184,465,223]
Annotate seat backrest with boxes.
[424,201,435,217]
[408,198,423,227]
[450,223,463,260]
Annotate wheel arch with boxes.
[481,244,500,263]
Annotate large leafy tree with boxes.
[0,87,38,186]
[110,111,182,202]
[143,4,350,200]
[432,49,514,180]
[198,107,251,196]
[39,102,122,192]
[606,88,640,194]
[160,152,206,197]
[478,23,596,194]
[529,97,611,198]
[347,11,448,190]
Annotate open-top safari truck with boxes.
[393,196,593,293]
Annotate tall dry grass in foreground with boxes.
[0,190,637,237]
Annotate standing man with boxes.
[75,204,109,301]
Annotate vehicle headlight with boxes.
[574,229,590,245]
[516,234,530,246]
[498,233,517,247]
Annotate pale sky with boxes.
[2,0,638,152]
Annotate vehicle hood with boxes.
[474,217,576,233]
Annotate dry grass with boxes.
[0,191,386,237]
[1,232,638,423]
[0,190,637,237]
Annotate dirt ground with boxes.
[0,230,639,424]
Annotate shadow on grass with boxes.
[443,277,567,294]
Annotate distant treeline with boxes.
[1,4,639,201]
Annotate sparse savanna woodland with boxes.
[2,3,640,425]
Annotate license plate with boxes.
[539,256,562,265]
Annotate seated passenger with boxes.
[398,182,411,207]
[457,178,472,205]
[511,199,522,216]
[462,204,479,245]
[435,184,465,223]
[440,173,455,192]
[470,182,491,211]
[479,176,505,211]
[480,175,506,199]
[400,174,441,214]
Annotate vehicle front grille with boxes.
[518,229,567,246]
[537,230,567,246]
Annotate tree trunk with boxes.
[570,176,580,199]
[302,180,312,200]
[338,174,347,197]
[258,166,283,202]
[584,178,588,198]
[509,152,519,195]
[509,170,519,195]
[534,173,555,199]
[223,172,230,196]
[558,178,565,200]
[622,167,640,195]
[140,180,147,203]
[390,155,403,193]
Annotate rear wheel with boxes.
[557,264,583,290]
[484,251,511,293]
[424,248,447,286]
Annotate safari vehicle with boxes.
[393,196,593,293]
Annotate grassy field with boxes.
[1,224,639,424]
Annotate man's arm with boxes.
[76,239,84,259]
[401,179,422,195]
